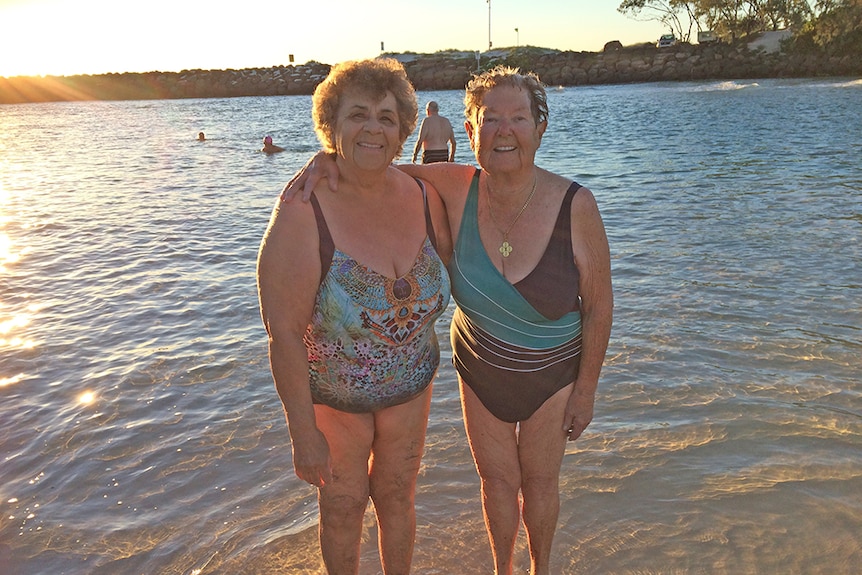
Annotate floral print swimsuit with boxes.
[305,182,451,413]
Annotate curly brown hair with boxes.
[312,58,418,158]
[464,65,548,129]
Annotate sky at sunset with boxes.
[0,0,666,78]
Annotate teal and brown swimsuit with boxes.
[306,180,451,413]
[449,169,582,423]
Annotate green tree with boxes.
[620,0,817,41]
[794,0,862,53]
[617,0,699,42]
[694,0,745,39]
[748,0,812,30]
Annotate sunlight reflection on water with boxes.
[0,77,860,574]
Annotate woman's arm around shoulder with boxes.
[398,162,475,245]
[420,179,453,265]
[397,162,474,215]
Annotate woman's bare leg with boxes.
[460,379,521,575]
[517,383,573,575]
[369,386,433,575]
[315,405,375,575]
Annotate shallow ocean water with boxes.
[1,77,860,574]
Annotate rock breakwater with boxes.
[2,43,859,105]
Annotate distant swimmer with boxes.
[198,132,206,141]
[411,101,456,163]
[261,135,285,154]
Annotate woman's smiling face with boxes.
[334,90,401,171]
[466,84,546,175]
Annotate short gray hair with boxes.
[464,65,548,128]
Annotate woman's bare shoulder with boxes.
[535,169,601,227]
[571,183,599,213]
[262,189,317,248]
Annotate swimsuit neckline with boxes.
[331,236,433,282]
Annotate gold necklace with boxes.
[485,174,538,258]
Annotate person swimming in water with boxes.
[261,135,285,154]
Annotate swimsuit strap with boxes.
[512,181,582,318]
[309,193,335,287]
[310,177,436,286]
[417,178,438,252]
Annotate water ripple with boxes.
[1,79,860,574]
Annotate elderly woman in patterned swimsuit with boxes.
[256,58,452,575]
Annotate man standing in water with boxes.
[411,101,456,163]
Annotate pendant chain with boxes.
[485,174,538,258]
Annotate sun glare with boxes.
[0,0,661,78]
[0,302,38,351]
[0,374,24,388]
[0,233,21,266]
[79,391,97,405]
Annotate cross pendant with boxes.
[499,241,513,257]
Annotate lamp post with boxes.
[515,27,519,47]
[487,0,492,51]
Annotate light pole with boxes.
[487,0,492,51]
[515,27,519,47]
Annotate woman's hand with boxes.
[280,151,339,202]
[563,387,595,441]
[291,427,333,488]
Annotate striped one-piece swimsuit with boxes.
[448,169,582,422]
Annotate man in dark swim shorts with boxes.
[411,101,456,164]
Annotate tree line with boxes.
[618,0,862,55]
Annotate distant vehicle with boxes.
[698,30,717,44]
[657,34,677,48]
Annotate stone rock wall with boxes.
[1,44,859,105]
[0,63,332,104]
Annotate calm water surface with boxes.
[1,77,861,574]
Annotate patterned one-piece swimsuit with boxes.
[305,182,451,413]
